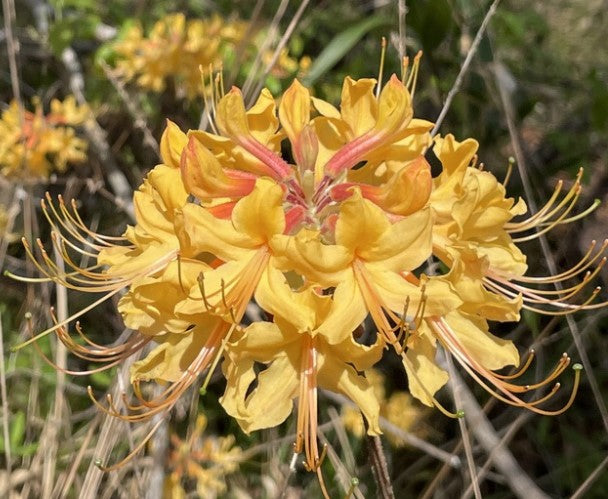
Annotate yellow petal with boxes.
[188,130,276,177]
[254,264,318,333]
[446,252,522,321]
[404,329,449,407]
[278,79,310,146]
[362,207,432,271]
[236,355,298,433]
[316,278,368,344]
[146,163,188,213]
[231,177,285,243]
[444,311,520,370]
[232,321,295,362]
[311,96,341,120]
[177,204,255,261]
[130,316,223,383]
[369,156,433,216]
[100,242,176,279]
[118,279,191,335]
[160,119,187,168]
[374,74,412,138]
[335,189,390,254]
[340,77,377,138]
[180,136,254,199]
[434,134,478,177]
[312,116,348,182]
[270,231,352,287]
[247,88,280,146]
[319,338,383,434]
[215,87,250,139]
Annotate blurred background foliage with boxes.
[1,0,607,497]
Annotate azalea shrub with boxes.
[2,1,607,497]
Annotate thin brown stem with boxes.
[363,415,395,499]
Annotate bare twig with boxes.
[0,311,12,482]
[145,401,169,499]
[2,0,22,106]
[317,427,365,499]
[462,412,531,499]
[570,454,608,499]
[445,355,481,499]
[327,406,356,473]
[80,355,140,499]
[430,0,501,137]
[40,247,69,498]
[241,0,290,99]
[397,0,406,61]
[322,390,460,468]
[60,47,135,220]
[100,61,160,158]
[59,415,101,497]
[248,0,311,104]
[447,363,550,499]
[363,415,394,499]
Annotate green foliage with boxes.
[303,15,389,86]
[407,0,453,51]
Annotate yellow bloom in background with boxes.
[0,97,89,179]
[113,13,307,99]
[13,53,605,493]
[342,368,424,448]
[163,414,241,498]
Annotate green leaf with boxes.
[15,442,39,457]
[407,0,453,51]
[10,411,25,449]
[522,309,539,335]
[49,20,74,55]
[90,368,115,389]
[302,16,389,86]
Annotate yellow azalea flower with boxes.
[175,177,287,322]
[114,13,246,98]
[112,13,305,99]
[164,414,241,498]
[271,188,462,347]
[431,134,528,277]
[0,98,88,179]
[221,282,383,474]
[13,62,603,486]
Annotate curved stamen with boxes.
[430,317,581,415]
[484,275,606,315]
[512,185,582,243]
[508,240,607,284]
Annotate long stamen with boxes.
[430,317,582,415]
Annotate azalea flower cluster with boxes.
[164,414,241,498]
[17,59,605,486]
[0,97,89,179]
[113,13,307,99]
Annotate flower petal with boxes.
[444,311,520,371]
[160,119,187,168]
[404,329,449,407]
[231,177,285,243]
